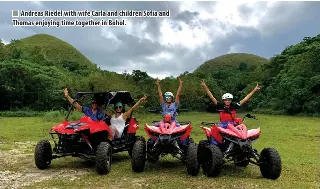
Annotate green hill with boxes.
[8,34,97,71]
[194,53,269,74]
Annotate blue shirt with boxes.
[82,106,105,121]
[161,102,178,119]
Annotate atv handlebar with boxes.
[148,109,161,113]
[151,120,191,124]
[148,108,189,113]
[243,114,258,120]
[201,122,217,126]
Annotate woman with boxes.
[201,80,261,129]
[156,77,182,126]
[106,95,147,140]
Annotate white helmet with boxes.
[164,92,174,99]
[222,93,233,100]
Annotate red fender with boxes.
[210,125,223,143]
[127,117,139,133]
[145,124,157,141]
[179,124,192,141]
[200,126,211,137]
[200,125,223,143]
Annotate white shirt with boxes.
[110,113,126,138]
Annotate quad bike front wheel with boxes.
[131,136,146,172]
[95,142,112,175]
[202,144,224,177]
[34,140,52,170]
[186,143,200,176]
[197,140,208,165]
[259,148,282,180]
[128,136,145,157]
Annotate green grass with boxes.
[0,113,319,189]
[194,53,269,73]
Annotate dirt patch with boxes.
[0,142,89,189]
[0,169,88,189]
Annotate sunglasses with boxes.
[115,106,122,109]
[164,96,172,99]
[223,99,232,101]
[92,102,97,105]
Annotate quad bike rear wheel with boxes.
[95,142,112,175]
[34,140,52,170]
[186,143,200,176]
[259,148,282,180]
[197,140,208,165]
[131,136,146,172]
[202,144,224,177]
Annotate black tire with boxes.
[202,144,224,177]
[186,143,200,176]
[197,140,208,165]
[259,148,282,180]
[131,136,146,172]
[95,142,112,175]
[34,140,52,170]
[128,136,144,157]
[128,149,132,157]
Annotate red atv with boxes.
[34,91,144,175]
[198,114,282,179]
[130,110,200,176]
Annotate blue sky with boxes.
[0,1,319,78]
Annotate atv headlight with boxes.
[65,123,87,130]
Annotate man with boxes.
[64,88,105,121]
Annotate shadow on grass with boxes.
[219,164,263,179]
[49,153,130,170]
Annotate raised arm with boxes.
[201,80,218,105]
[175,78,183,104]
[156,79,164,104]
[123,95,147,120]
[239,83,261,105]
[64,88,82,112]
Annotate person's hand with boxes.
[254,83,261,92]
[201,80,207,88]
[64,88,69,97]
[156,78,160,85]
[139,94,147,102]
[178,77,183,85]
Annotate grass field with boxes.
[0,112,319,189]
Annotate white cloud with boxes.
[100,29,123,49]
[159,19,210,50]
[228,44,244,54]
[29,1,44,8]
[1,38,10,45]
[149,72,172,79]
[146,51,173,61]
[0,1,318,79]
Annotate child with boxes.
[156,78,182,126]
[201,80,261,129]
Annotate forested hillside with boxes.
[0,34,319,115]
